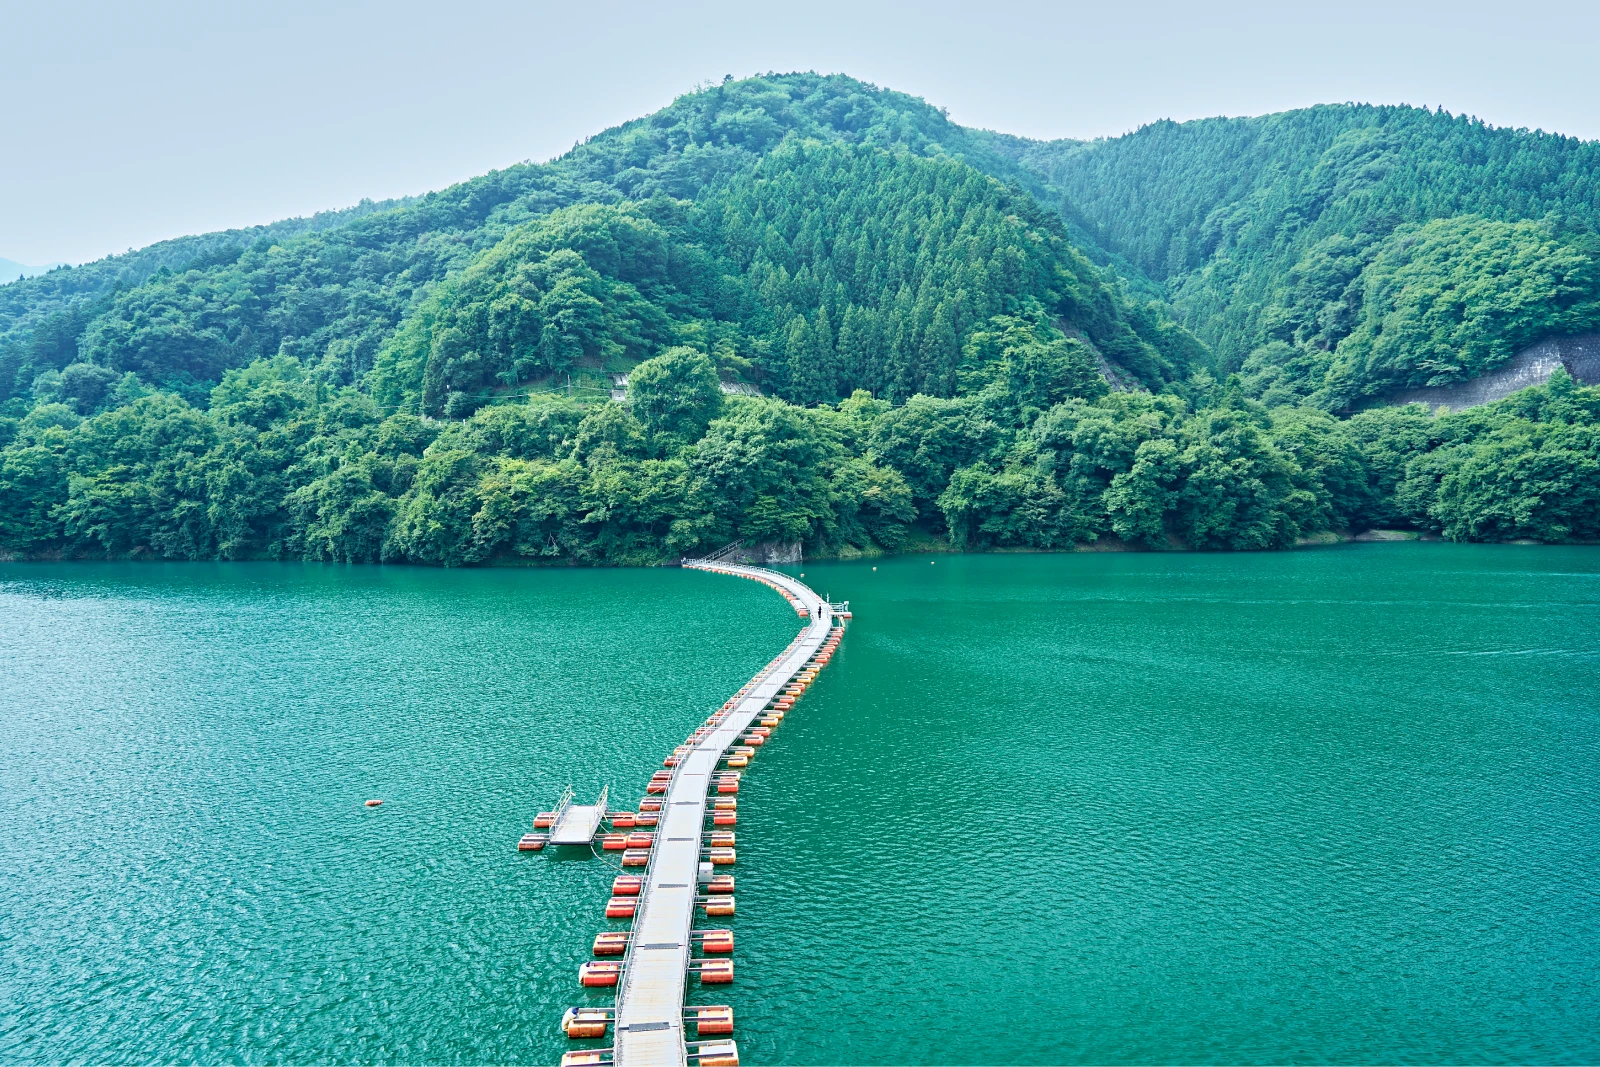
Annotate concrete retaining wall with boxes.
[1387,333,1600,412]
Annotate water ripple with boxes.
[2,546,1598,1064]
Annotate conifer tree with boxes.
[810,305,838,400]
[783,313,810,402]
[922,303,960,397]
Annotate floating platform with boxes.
[603,562,836,1067]
[550,785,610,845]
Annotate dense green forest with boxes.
[2,74,1598,564]
[1014,106,1600,405]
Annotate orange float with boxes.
[698,928,734,953]
[593,932,629,956]
[605,897,636,918]
[562,1008,609,1039]
[695,1006,734,1036]
[698,959,734,983]
[579,961,620,987]
[612,875,642,895]
[695,1041,740,1067]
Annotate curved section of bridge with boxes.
[608,562,834,1067]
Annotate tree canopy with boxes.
[3,76,1598,564]
[1019,105,1600,404]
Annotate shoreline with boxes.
[4,531,1599,570]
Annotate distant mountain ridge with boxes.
[0,257,68,284]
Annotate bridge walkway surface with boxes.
[608,562,834,1067]
[549,786,609,845]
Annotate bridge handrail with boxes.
[688,540,746,565]
[685,559,801,589]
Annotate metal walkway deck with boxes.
[550,786,609,845]
[608,563,833,1067]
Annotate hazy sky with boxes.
[5,0,1598,266]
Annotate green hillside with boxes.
[2,76,1598,562]
[2,74,1087,406]
[1015,105,1600,406]
[369,141,1194,419]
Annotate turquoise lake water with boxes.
[1,545,1597,1064]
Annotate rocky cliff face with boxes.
[731,541,803,564]
[1387,334,1600,411]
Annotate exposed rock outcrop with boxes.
[1055,318,1146,393]
[715,541,802,565]
[1386,334,1600,412]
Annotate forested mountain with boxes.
[369,142,1195,421]
[2,74,1086,408]
[1014,105,1600,407]
[2,75,1598,564]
